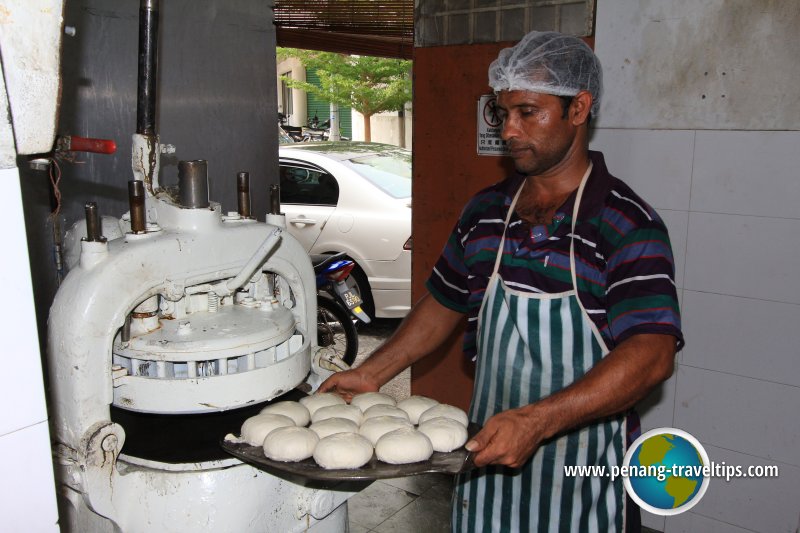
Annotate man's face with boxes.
[496,90,577,177]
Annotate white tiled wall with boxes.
[0,167,59,530]
[590,128,800,532]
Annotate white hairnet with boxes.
[488,31,602,116]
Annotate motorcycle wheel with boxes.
[317,297,358,366]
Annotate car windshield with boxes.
[341,151,411,198]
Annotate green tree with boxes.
[277,48,411,142]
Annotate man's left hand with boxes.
[465,406,549,468]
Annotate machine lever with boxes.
[56,135,117,154]
[210,227,282,297]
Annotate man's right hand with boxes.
[318,369,380,402]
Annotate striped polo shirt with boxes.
[426,150,683,360]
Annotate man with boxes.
[320,31,683,532]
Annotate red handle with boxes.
[67,135,117,154]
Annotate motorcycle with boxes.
[312,252,370,367]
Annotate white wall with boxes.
[0,167,59,533]
[350,102,413,148]
[0,2,61,530]
[593,1,800,532]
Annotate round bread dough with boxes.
[418,404,469,427]
[263,426,319,462]
[240,413,295,446]
[309,417,360,440]
[418,417,469,452]
[350,392,396,412]
[359,416,413,446]
[313,432,374,469]
[299,393,346,416]
[397,395,440,424]
[375,428,433,464]
[311,404,363,426]
[362,404,410,422]
[259,401,311,427]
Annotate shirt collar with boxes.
[501,150,614,222]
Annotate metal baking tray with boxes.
[221,423,480,481]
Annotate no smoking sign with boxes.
[477,94,509,156]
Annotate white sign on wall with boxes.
[477,94,509,156]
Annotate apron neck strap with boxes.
[492,162,594,277]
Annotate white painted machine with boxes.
[46,1,353,531]
[49,175,355,532]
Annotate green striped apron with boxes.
[452,164,626,532]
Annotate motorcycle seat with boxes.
[311,252,347,272]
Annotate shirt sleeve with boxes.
[425,219,471,314]
[601,203,684,350]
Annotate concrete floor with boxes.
[348,318,455,532]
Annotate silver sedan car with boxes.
[278,142,411,318]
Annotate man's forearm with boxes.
[529,333,676,440]
[357,292,464,387]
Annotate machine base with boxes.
[57,460,355,533]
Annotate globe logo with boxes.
[622,428,710,516]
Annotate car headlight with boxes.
[403,237,412,250]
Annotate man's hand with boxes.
[318,368,379,402]
[465,405,550,468]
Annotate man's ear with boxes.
[570,90,593,125]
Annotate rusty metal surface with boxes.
[221,423,479,481]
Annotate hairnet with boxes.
[488,31,602,116]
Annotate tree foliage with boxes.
[277,48,411,141]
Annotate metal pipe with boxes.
[237,171,251,218]
[178,160,210,209]
[84,202,102,242]
[136,0,159,136]
[128,180,146,233]
[269,184,281,215]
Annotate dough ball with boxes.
[313,432,374,469]
[397,395,440,424]
[240,413,295,446]
[311,404,363,426]
[350,392,396,412]
[259,401,311,427]
[359,416,413,446]
[418,404,469,427]
[362,404,410,422]
[418,417,469,453]
[309,417,360,440]
[299,393,347,416]
[263,426,319,462]
[375,428,433,464]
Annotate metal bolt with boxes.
[101,435,118,452]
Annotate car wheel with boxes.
[347,265,375,320]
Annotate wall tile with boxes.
[673,365,800,467]
[681,291,800,387]
[590,129,695,211]
[0,168,48,437]
[641,512,665,532]
[665,512,755,533]
[677,444,799,533]
[684,212,800,305]
[656,209,689,290]
[691,131,800,220]
[0,422,59,531]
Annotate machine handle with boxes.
[57,135,118,154]
[290,217,317,225]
